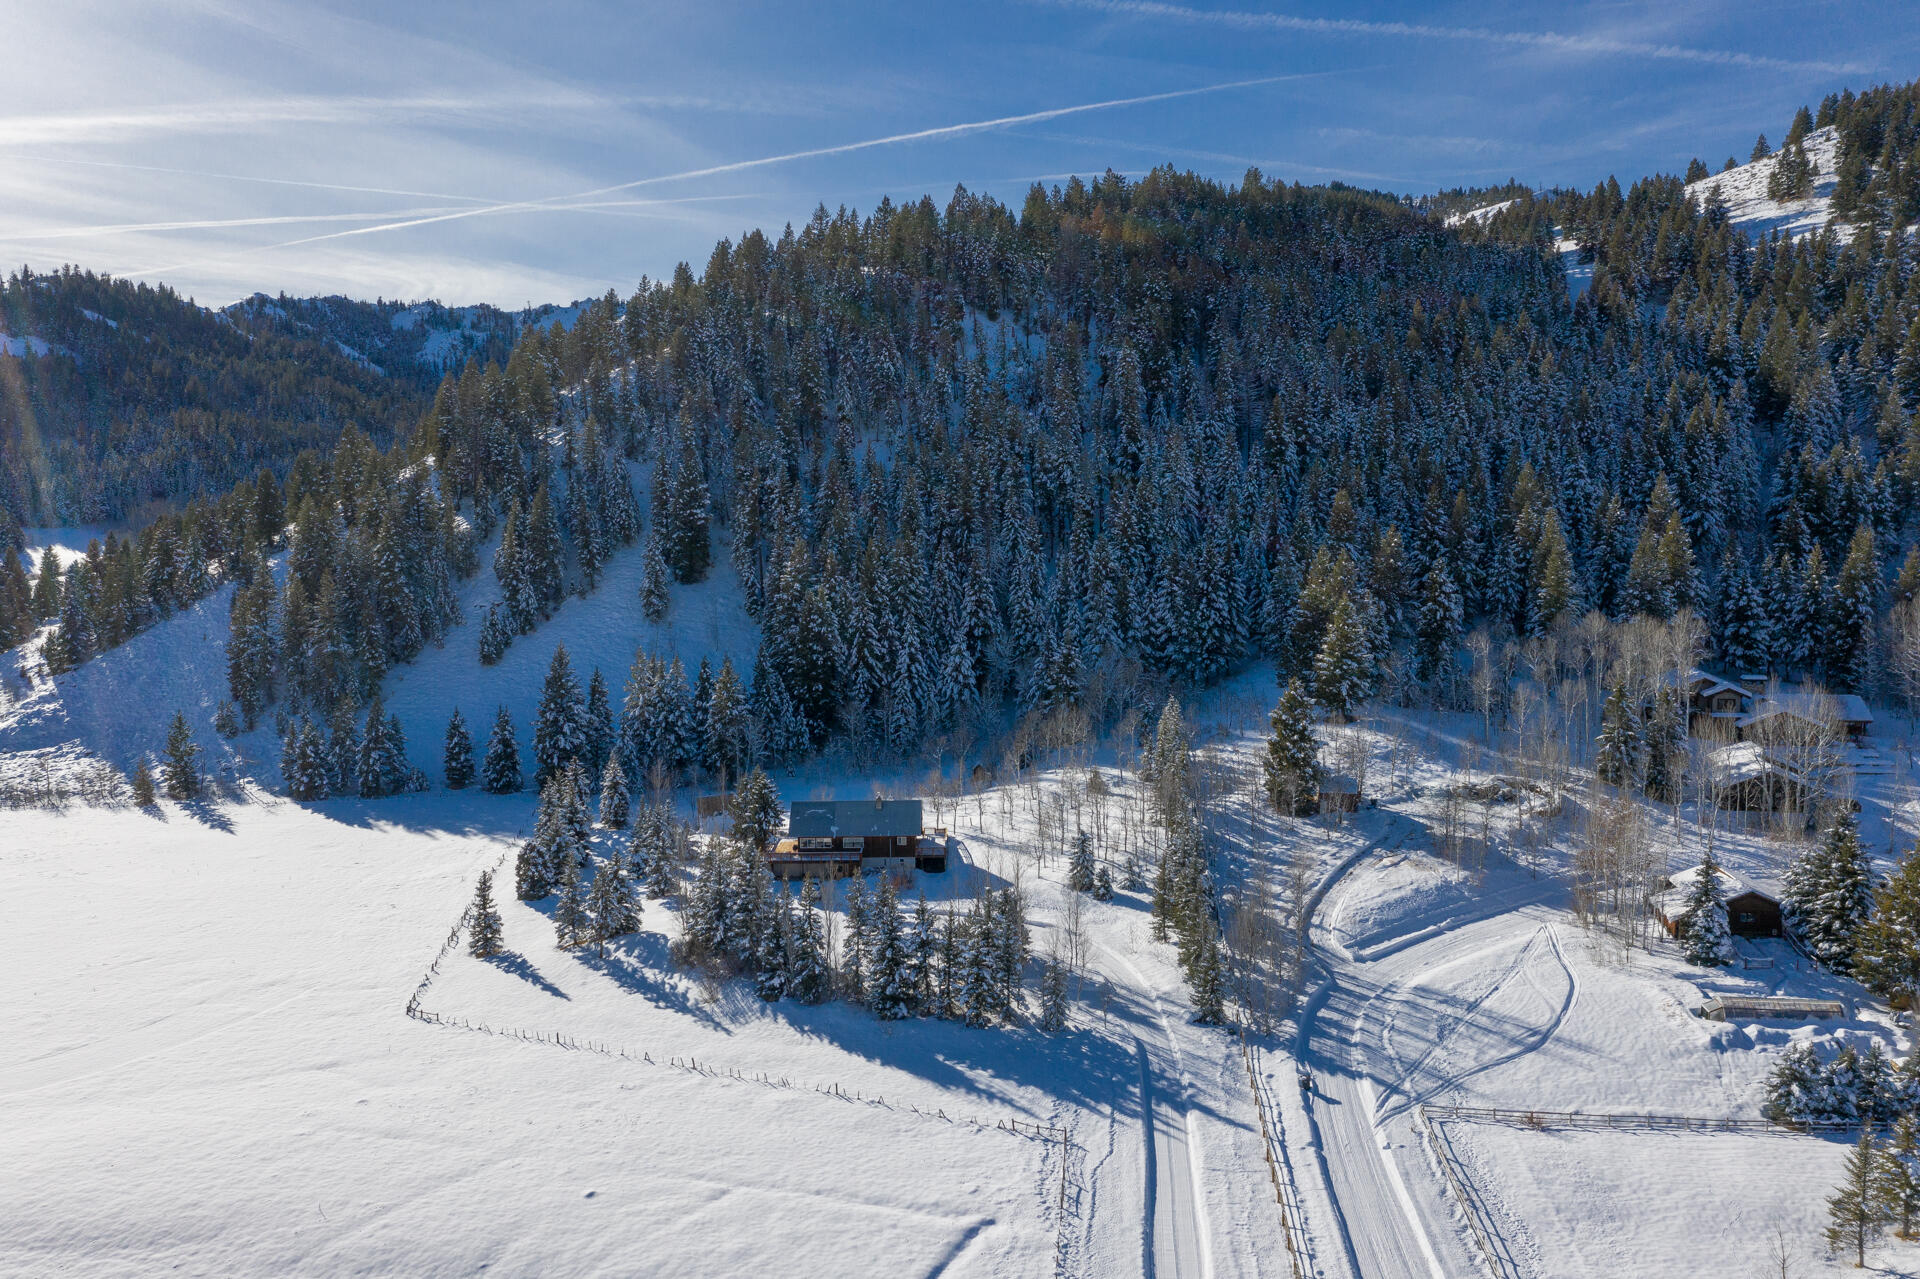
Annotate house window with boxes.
[797,837,836,851]
[1738,913,1754,924]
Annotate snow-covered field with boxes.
[12,509,1920,1274]
[2,795,1061,1277]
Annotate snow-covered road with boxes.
[1299,821,1571,1279]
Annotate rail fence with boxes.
[1239,1042,1310,1279]
[1421,1102,1869,1136]
[1415,1106,1521,1279]
[403,851,1075,1244]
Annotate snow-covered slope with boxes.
[0,465,759,789]
[1686,125,1843,240]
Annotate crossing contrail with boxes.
[207,71,1338,258]
[1040,0,1869,77]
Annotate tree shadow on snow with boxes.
[485,950,569,999]
[175,795,235,833]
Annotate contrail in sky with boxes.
[183,71,1337,263]
[1041,0,1870,77]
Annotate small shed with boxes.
[1317,773,1361,815]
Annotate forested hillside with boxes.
[22,78,1920,780]
[0,267,430,525]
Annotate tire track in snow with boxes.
[1375,926,1578,1124]
[1097,941,1212,1279]
[1371,928,1546,1119]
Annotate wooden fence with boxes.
[1415,1106,1518,1279]
[403,849,1074,1245]
[1239,1042,1311,1279]
[1421,1102,1870,1136]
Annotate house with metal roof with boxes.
[770,798,948,878]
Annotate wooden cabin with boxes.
[1655,865,1783,939]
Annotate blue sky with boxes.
[2,1,1911,307]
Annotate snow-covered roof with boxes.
[1738,693,1872,727]
[789,798,923,839]
[1659,865,1775,919]
[1705,741,1807,785]
[1680,669,1749,699]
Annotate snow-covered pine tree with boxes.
[1678,850,1736,966]
[1885,1114,1920,1239]
[1037,951,1069,1032]
[754,889,790,1002]
[1762,1042,1825,1123]
[324,706,358,798]
[662,434,712,584]
[481,707,523,794]
[957,905,999,1027]
[161,711,200,800]
[444,708,474,789]
[1413,564,1462,688]
[532,645,588,791]
[1310,594,1371,722]
[704,656,748,778]
[585,851,640,957]
[1854,843,1920,1008]
[644,814,678,899]
[786,877,829,1004]
[907,893,937,1011]
[357,695,397,798]
[992,887,1028,1017]
[553,855,590,949]
[468,870,504,958]
[1641,686,1686,804]
[477,602,511,665]
[514,839,550,900]
[1188,928,1227,1024]
[1788,810,1874,971]
[640,530,670,622]
[728,767,782,850]
[866,878,912,1020]
[584,667,615,778]
[841,877,870,1002]
[1092,865,1115,902]
[1264,679,1323,814]
[1067,831,1096,892]
[1594,682,1641,788]
[1711,550,1770,674]
[598,755,630,828]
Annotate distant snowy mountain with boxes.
[1685,125,1842,240]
